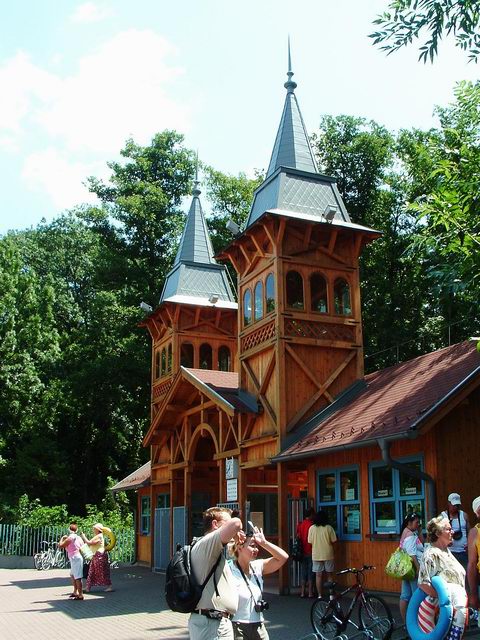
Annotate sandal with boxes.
[68,593,76,598]
[73,595,84,600]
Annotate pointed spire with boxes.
[265,40,318,177]
[193,151,201,197]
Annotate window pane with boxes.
[340,470,358,501]
[161,349,166,376]
[401,499,425,525]
[319,473,336,503]
[199,343,212,369]
[157,494,170,509]
[265,273,275,313]
[399,461,422,497]
[254,281,263,321]
[334,278,351,315]
[180,342,194,368]
[320,506,337,531]
[167,344,172,373]
[311,273,328,313]
[243,289,252,326]
[374,502,396,531]
[286,270,304,310]
[218,346,231,372]
[372,466,393,498]
[155,351,160,379]
[342,505,361,535]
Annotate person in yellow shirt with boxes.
[467,496,480,625]
[308,510,337,597]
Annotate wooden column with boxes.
[277,461,289,594]
[184,466,192,543]
[238,463,247,527]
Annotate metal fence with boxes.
[0,524,135,563]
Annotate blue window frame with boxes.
[317,466,361,540]
[369,456,425,535]
[140,496,151,534]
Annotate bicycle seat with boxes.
[324,581,336,590]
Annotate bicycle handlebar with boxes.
[336,564,375,575]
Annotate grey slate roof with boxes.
[160,182,236,305]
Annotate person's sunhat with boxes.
[447,492,461,505]
[472,496,480,515]
[93,523,104,532]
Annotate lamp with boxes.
[139,301,153,312]
[208,294,219,305]
[226,219,241,235]
[323,204,337,222]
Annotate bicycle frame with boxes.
[326,581,367,632]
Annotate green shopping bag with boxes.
[385,547,416,581]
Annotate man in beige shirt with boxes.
[189,507,244,640]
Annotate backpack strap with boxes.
[188,543,222,596]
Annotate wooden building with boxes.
[114,60,480,592]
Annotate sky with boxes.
[0,0,478,235]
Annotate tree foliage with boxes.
[370,0,480,62]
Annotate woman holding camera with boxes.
[230,526,288,639]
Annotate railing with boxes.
[0,524,136,564]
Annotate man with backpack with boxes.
[188,506,244,640]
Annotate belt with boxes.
[193,609,233,620]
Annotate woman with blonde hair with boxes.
[230,525,288,639]
[81,523,113,593]
[417,516,468,639]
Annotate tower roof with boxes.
[160,176,236,306]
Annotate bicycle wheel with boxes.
[33,553,43,570]
[359,594,393,640]
[41,554,53,570]
[311,597,342,639]
[55,551,66,568]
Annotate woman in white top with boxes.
[230,526,288,640]
[398,513,424,622]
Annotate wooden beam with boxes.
[224,250,241,274]
[214,448,241,460]
[240,458,271,469]
[240,432,277,447]
[276,218,286,250]
[262,222,276,250]
[248,232,265,258]
[328,229,338,254]
[259,350,276,395]
[242,360,277,425]
[303,224,313,250]
[285,343,322,389]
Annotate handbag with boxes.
[385,547,415,580]
[291,536,304,561]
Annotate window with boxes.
[334,278,351,315]
[140,496,151,534]
[369,458,425,534]
[265,273,275,313]
[317,467,361,540]
[199,343,212,369]
[161,348,166,376]
[180,342,194,368]
[310,273,328,313]
[157,493,170,509]
[286,270,304,310]
[218,346,231,372]
[248,493,278,535]
[254,281,264,321]
[167,344,172,373]
[243,289,252,326]
[154,351,161,379]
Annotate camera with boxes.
[254,599,269,613]
[452,530,462,541]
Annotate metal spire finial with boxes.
[193,150,201,196]
[284,35,297,93]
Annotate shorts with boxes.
[300,555,313,582]
[69,554,84,580]
[313,560,334,573]
[400,578,418,602]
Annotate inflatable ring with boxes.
[406,576,453,640]
[103,526,116,552]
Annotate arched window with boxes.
[218,346,231,372]
[199,343,212,369]
[334,278,352,315]
[161,348,166,376]
[254,281,263,321]
[243,289,252,326]
[310,273,328,313]
[286,270,304,310]
[265,273,275,313]
[180,342,194,368]
[167,344,172,373]
[154,351,161,379]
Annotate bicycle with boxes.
[310,565,393,640]
[33,541,68,570]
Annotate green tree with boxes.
[370,0,480,62]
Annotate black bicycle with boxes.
[310,565,393,640]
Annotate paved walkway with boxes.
[0,565,407,640]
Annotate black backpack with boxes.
[165,539,222,613]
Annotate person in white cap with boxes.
[467,496,480,624]
[440,492,470,568]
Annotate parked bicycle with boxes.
[310,565,393,640]
[33,541,68,570]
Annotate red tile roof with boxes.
[276,340,480,461]
[184,368,257,413]
[110,461,151,492]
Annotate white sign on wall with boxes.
[226,479,238,501]
[225,458,239,480]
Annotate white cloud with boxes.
[70,2,111,24]
[22,148,103,209]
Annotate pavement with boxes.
[0,564,471,640]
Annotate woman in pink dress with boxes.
[81,523,113,593]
